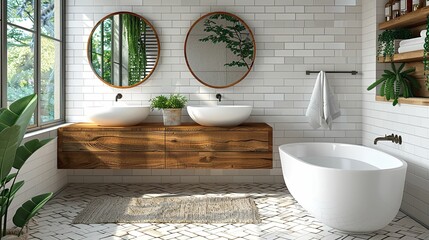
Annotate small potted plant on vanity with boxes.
[149,94,188,126]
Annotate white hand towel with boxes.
[398,43,424,53]
[399,37,425,47]
[305,71,341,130]
[421,30,427,37]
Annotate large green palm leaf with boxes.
[13,139,52,170]
[13,193,53,231]
[0,126,21,184]
[0,94,37,144]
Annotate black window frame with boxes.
[0,0,66,132]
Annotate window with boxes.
[1,0,64,129]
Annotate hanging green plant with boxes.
[378,29,412,60]
[367,63,421,106]
[423,15,429,90]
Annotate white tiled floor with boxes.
[29,184,429,240]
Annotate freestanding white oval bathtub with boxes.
[279,143,407,233]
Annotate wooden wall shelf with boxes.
[379,7,429,30]
[377,50,424,63]
[375,95,429,106]
[58,122,273,169]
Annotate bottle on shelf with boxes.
[400,0,412,15]
[412,0,423,11]
[392,0,401,18]
[385,0,393,21]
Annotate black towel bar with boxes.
[305,70,358,75]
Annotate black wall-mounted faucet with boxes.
[115,93,123,102]
[216,93,222,102]
[374,134,402,145]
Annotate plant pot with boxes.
[162,108,182,126]
[3,226,29,240]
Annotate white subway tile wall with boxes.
[66,0,362,184]
[362,0,429,227]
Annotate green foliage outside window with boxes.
[6,0,59,123]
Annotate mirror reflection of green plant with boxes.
[123,14,147,85]
[149,94,188,110]
[367,63,420,106]
[199,14,254,69]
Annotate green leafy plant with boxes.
[0,94,53,238]
[199,13,254,69]
[367,63,421,106]
[378,29,412,60]
[149,94,188,110]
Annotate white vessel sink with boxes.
[187,105,252,127]
[87,106,150,126]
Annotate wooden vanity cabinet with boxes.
[58,123,166,169]
[165,123,272,169]
[58,122,272,169]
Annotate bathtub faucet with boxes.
[374,134,402,145]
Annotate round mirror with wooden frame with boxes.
[184,12,256,89]
[88,11,160,88]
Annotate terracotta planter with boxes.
[162,109,182,126]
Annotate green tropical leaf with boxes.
[397,63,406,72]
[13,139,52,170]
[0,94,37,143]
[380,81,386,96]
[402,81,410,98]
[1,173,17,186]
[391,62,397,73]
[404,75,421,90]
[13,193,53,229]
[401,67,416,75]
[1,181,24,199]
[0,197,7,207]
[0,126,21,184]
[0,181,24,216]
[384,69,394,75]
[367,78,386,91]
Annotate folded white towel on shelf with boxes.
[421,30,427,37]
[305,71,341,130]
[398,43,424,53]
[399,37,425,47]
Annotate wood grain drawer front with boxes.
[166,152,272,169]
[60,130,165,152]
[58,152,165,169]
[166,131,270,152]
